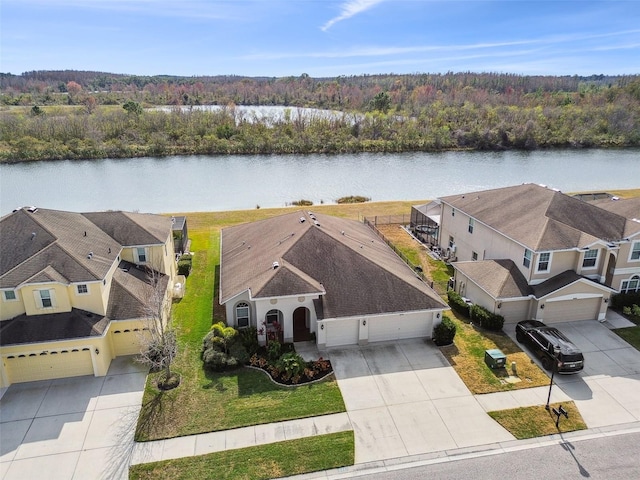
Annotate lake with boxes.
[1,149,639,216]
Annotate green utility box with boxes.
[484,349,506,369]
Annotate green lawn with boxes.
[130,431,355,480]
[614,326,640,351]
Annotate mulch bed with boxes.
[248,355,333,386]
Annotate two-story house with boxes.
[220,210,448,348]
[430,184,640,324]
[0,207,176,387]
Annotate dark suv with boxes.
[515,320,584,374]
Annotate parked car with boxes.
[515,320,584,374]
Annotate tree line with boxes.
[0,71,639,162]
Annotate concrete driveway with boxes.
[506,319,640,429]
[0,356,147,480]
[327,339,514,464]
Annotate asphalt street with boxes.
[350,431,640,480]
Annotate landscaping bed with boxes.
[248,353,333,386]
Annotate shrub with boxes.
[433,315,456,346]
[177,254,192,276]
[611,293,640,310]
[277,352,306,379]
[238,326,260,355]
[470,304,505,332]
[448,290,471,317]
[336,195,371,204]
[623,304,640,318]
[201,323,249,371]
[291,199,313,206]
[267,340,282,362]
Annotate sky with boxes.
[1,0,639,77]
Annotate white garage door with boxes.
[325,319,359,347]
[112,328,148,356]
[4,348,94,384]
[500,301,531,324]
[369,315,432,343]
[543,297,601,323]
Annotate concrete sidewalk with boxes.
[131,412,352,465]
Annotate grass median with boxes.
[130,431,355,480]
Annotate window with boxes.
[537,252,551,272]
[468,218,474,234]
[236,302,250,328]
[449,236,455,248]
[621,275,640,293]
[77,284,88,294]
[582,249,598,268]
[632,242,640,261]
[266,309,282,325]
[472,251,478,261]
[3,290,17,301]
[136,247,147,263]
[40,290,52,308]
[523,249,532,268]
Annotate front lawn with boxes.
[136,208,346,442]
[130,431,355,480]
[489,402,587,439]
[441,312,550,394]
[614,326,640,351]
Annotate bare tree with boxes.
[137,267,178,389]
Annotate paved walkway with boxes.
[131,413,352,465]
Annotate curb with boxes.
[279,421,640,479]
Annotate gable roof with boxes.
[439,184,638,250]
[220,211,446,318]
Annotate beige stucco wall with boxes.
[22,283,72,316]
[0,290,26,321]
[67,281,105,314]
[0,334,114,389]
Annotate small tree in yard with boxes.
[137,268,179,390]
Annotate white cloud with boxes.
[321,0,386,32]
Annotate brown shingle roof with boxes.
[221,211,446,318]
[440,184,632,250]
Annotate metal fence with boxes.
[363,217,448,294]
[364,214,411,226]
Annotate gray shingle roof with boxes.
[83,211,171,245]
[0,309,110,346]
[439,184,635,250]
[454,260,532,299]
[221,211,446,319]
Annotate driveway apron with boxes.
[328,339,514,464]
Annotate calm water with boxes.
[1,149,639,215]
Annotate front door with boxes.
[293,307,310,342]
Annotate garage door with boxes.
[500,301,531,324]
[543,297,601,323]
[4,348,94,384]
[325,319,359,347]
[112,328,148,356]
[369,315,432,343]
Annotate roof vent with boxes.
[87,252,93,259]
[612,196,620,201]
[299,217,306,223]
[341,231,345,235]
[314,220,321,227]
[31,232,36,240]
[272,261,280,269]
[27,206,38,213]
